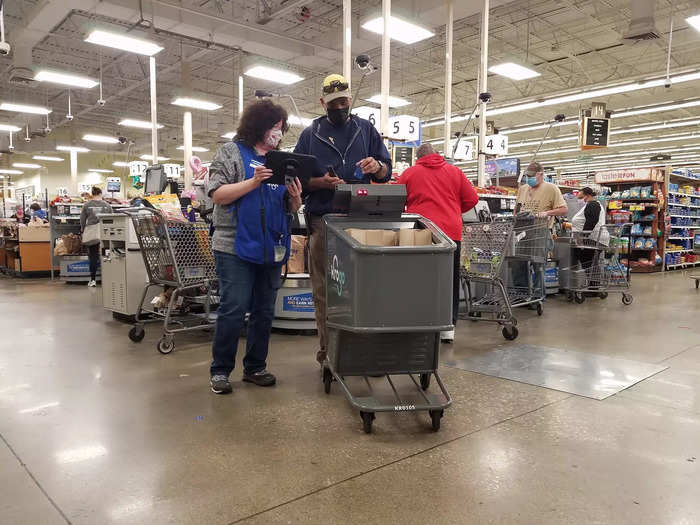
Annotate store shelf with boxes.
[52,216,81,220]
[667,261,700,269]
[670,173,700,183]
[670,225,700,228]
[665,248,694,253]
[668,203,700,209]
[668,236,694,240]
[669,214,700,219]
[478,194,517,199]
[668,191,700,197]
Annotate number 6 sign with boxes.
[351,106,381,133]
[387,115,420,142]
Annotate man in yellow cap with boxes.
[294,74,392,365]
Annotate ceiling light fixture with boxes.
[85,29,163,56]
[176,146,209,152]
[365,94,411,107]
[0,103,52,115]
[34,70,99,89]
[361,15,435,44]
[88,168,114,173]
[139,154,170,162]
[171,97,222,111]
[244,65,303,85]
[288,115,314,127]
[12,163,42,169]
[221,132,236,139]
[113,161,130,167]
[488,62,540,81]
[0,169,23,175]
[0,123,22,132]
[33,155,64,162]
[56,145,90,153]
[118,119,164,130]
[613,99,700,118]
[83,134,120,144]
[686,15,700,32]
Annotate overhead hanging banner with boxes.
[594,168,664,183]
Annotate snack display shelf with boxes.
[666,249,693,253]
[667,261,700,269]
[668,236,694,240]
[670,224,700,228]
[669,214,700,219]
[668,191,700,197]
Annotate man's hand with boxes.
[308,173,343,190]
[536,211,549,219]
[357,157,380,175]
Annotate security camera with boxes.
[8,144,14,151]
[66,114,73,121]
[24,136,31,142]
[118,136,127,144]
[97,99,106,107]
[554,113,566,122]
[479,92,492,103]
[44,127,52,134]
[0,42,11,56]
[664,80,671,89]
[355,54,371,70]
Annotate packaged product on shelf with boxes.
[640,186,652,199]
[644,238,656,249]
[643,226,652,236]
[634,238,644,249]
[621,189,631,199]
[611,191,622,199]
[144,194,187,222]
[629,186,642,199]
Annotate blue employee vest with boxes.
[234,143,290,266]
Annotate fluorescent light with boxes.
[0,102,52,115]
[140,154,170,161]
[88,168,114,173]
[85,29,163,56]
[119,118,164,129]
[288,115,314,127]
[365,94,411,107]
[12,163,42,169]
[361,15,435,45]
[0,123,21,132]
[221,132,236,139]
[176,145,209,152]
[19,401,60,414]
[113,162,130,167]
[489,62,540,81]
[611,118,700,136]
[55,444,108,464]
[0,169,23,175]
[171,97,222,111]
[35,70,98,89]
[686,15,700,32]
[501,120,579,134]
[83,134,120,144]
[510,136,578,148]
[613,100,700,118]
[33,155,64,162]
[56,145,90,153]
[244,65,303,85]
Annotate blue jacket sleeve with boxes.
[367,124,392,182]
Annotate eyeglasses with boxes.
[323,80,349,94]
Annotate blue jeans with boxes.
[210,251,282,377]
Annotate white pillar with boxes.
[444,0,454,156]
[238,75,244,118]
[70,150,78,194]
[183,111,193,191]
[149,56,158,164]
[343,0,352,87]
[380,0,391,137]
[477,0,490,187]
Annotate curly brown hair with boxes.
[235,99,289,148]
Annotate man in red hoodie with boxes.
[397,143,479,343]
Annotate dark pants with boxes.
[574,248,598,287]
[87,244,100,280]
[452,240,461,326]
[210,251,282,377]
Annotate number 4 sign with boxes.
[387,115,420,142]
[482,134,508,155]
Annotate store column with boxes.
[477,0,490,187]
[183,111,193,190]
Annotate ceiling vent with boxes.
[623,0,660,41]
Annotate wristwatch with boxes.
[373,160,385,176]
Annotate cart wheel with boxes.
[536,303,543,316]
[468,312,482,322]
[128,325,145,343]
[429,410,443,432]
[360,411,375,434]
[420,373,431,391]
[622,294,633,306]
[599,292,609,300]
[574,293,586,304]
[502,326,519,340]
[157,337,175,354]
[566,291,574,302]
[323,367,332,394]
[695,280,699,290]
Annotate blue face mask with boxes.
[526,176,538,187]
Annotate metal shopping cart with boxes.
[123,208,217,354]
[460,215,549,340]
[561,223,633,305]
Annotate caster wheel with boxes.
[128,325,145,342]
[695,280,699,289]
[574,293,586,304]
[420,373,431,391]
[360,411,375,434]
[502,326,519,341]
[622,294,633,306]
[536,303,543,316]
[429,410,443,432]
[566,291,574,303]
[599,292,608,300]
[157,337,175,354]
[323,367,332,394]
[468,312,482,322]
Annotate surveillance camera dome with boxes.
[0,42,11,56]
[8,144,14,151]
[44,127,52,134]
[97,99,106,107]
[355,54,371,69]
[118,136,127,144]
[24,136,31,142]
[66,114,74,121]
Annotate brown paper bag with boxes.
[399,229,433,246]
[287,235,307,274]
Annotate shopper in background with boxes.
[29,202,47,221]
[515,161,568,220]
[294,74,392,365]
[571,186,609,274]
[80,186,113,287]
[397,143,479,343]
[208,99,303,395]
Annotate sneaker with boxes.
[440,330,455,343]
[242,369,276,387]
[210,375,232,394]
[316,350,327,365]
[87,280,97,287]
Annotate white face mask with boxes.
[265,128,283,148]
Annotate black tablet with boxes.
[264,150,318,186]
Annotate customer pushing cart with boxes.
[124,208,217,354]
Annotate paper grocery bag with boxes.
[399,229,433,246]
[345,228,397,246]
[287,235,307,274]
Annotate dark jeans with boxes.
[87,244,100,280]
[210,251,282,377]
[452,240,461,326]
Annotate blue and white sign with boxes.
[282,292,315,312]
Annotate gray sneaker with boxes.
[242,369,276,387]
[210,375,232,394]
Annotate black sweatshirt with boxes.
[583,200,602,231]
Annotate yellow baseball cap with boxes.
[322,74,351,103]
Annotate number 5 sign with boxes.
[482,134,508,155]
[351,106,381,133]
[387,115,420,142]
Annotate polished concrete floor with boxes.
[1,272,699,524]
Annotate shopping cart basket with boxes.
[561,223,633,305]
[123,208,217,354]
[505,215,550,312]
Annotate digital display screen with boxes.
[106,179,121,192]
[485,158,520,178]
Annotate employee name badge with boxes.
[274,244,286,262]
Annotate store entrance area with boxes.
[1,272,699,524]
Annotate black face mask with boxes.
[327,106,350,126]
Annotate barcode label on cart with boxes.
[394,405,416,411]
[184,267,205,278]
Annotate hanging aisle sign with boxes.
[482,134,508,155]
[351,106,381,132]
[387,115,420,142]
[453,139,474,161]
[581,102,611,150]
[594,168,664,183]
[163,164,182,179]
[129,161,149,179]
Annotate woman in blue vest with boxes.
[207,100,302,394]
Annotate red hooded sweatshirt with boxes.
[397,153,479,241]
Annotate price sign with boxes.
[163,164,182,179]
[482,134,508,155]
[582,117,610,149]
[351,106,381,132]
[129,161,148,179]
[453,139,474,160]
[387,115,420,142]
